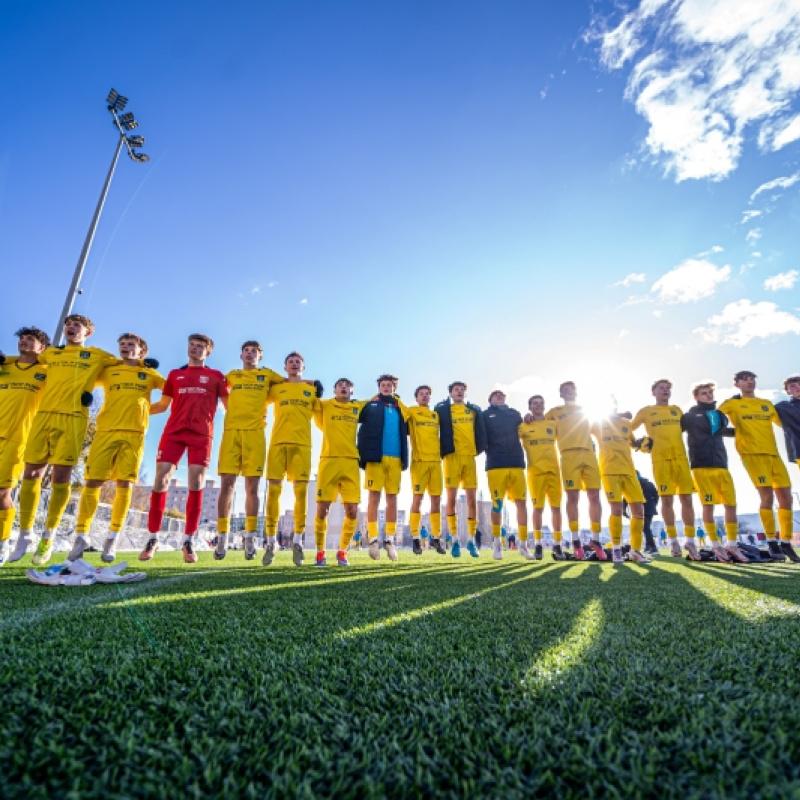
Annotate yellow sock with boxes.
[553,529,563,543]
[46,483,71,531]
[430,512,441,538]
[314,517,327,551]
[666,525,677,540]
[368,520,378,542]
[266,483,281,534]
[446,514,456,535]
[684,525,696,539]
[217,517,230,534]
[725,522,738,543]
[569,520,579,534]
[385,522,397,538]
[491,523,501,539]
[759,508,776,537]
[76,486,101,534]
[293,482,308,532]
[467,518,476,537]
[339,517,357,550]
[590,521,601,536]
[534,529,542,543]
[410,512,421,537]
[18,478,41,530]
[609,515,623,546]
[630,517,644,551]
[245,516,257,534]
[779,508,794,542]
[518,525,528,542]
[110,485,132,532]
[0,508,14,541]
[707,522,719,542]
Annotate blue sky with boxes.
[2,0,800,515]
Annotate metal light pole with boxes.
[53,89,150,343]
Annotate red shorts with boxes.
[157,431,212,467]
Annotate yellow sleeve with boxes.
[313,400,325,431]
[267,368,284,385]
[771,404,783,428]
[396,397,410,421]
[718,399,733,418]
[544,408,556,421]
[630,408,646,434]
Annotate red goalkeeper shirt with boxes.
[162,365,229,438]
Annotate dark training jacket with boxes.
[435,399,487,458]
[775,397,800,462]
[681,401,734,469]
[483,404,525,471]
[357,395,409,470]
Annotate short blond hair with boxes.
[692,381,715,398]
[651,378,672,392]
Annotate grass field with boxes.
[3,550,800,798]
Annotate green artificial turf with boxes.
[3,551,800,798]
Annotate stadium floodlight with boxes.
[53,89,151,342]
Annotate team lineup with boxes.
[2,314,800,570]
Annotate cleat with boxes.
[725,543,749,563]
[588,540,607,561]
[384,540,398,562]
[139,538,159,561]
[431,537,446,555]
[213,537,226,561]
[518,541,535,560]
[261,541,276,566]
[0,540,8,567]
[627,549,651,564]
[712,543,731,563]
[767,540,783,557]
[336,549,349,567]
[315,551,327,567]
[493,540,503,560]
[182,541,198,564]
[244,536,256,560]
[101,538,117,563]
[612,547,624,564]
[684,539,701,561]
[368,540,380,560]
[466,541,480,558]
[780,542,800,563]
[292,543,305,566]
[451,540,461,558]
[670,539,682,557]
[412,538,422,556]
[572,541,586,560]
[66,537,87,563]
[534,543,543,560]
[31,538,53,567]
[552,544,565,561]
[8,534,32,563]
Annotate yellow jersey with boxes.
[518,420,559,474]
[36,344,120,417]
[315,398,367,459]
[407,405,441,462]
[0,359,48,443]
[590,416,636,475]
[718,396,781,456]
[224,367,283,430]
[630,404,686,461]
[268,382,320,447]
[545,404,594,452]
[95,364,165,434]
[451,403,477,456]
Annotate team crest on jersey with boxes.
[546,428,553,435]
[761,405,769,412]
[303,390,310,396]
[138,372,147,380]
[670,410,677,416]
[80,351,91,359]
[34,373,45,381]
[199,376,209,384]
[257,375,265,382]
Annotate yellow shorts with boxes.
[488,468,527,506]
[602,472,645,504]
[218,429,266,478]
[317,457,360,504]
[0,438,26,489]
[560,449,601,492]
[741,454,791,490]
[693,468,736,506]
[364,456,402,495]
[443,453,478,490]
[267,444,311,482]
[24,412,88,467]
[410,460,443,496]
[84,431,145,483]
[527,469,562,508]
[653,457,694,496]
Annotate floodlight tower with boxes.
[53,89,150,343]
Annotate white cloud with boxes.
[251,285,261,295]
[695,299,800,346]
[619,329,630,338]
[614,272,646,287]
[267,281,278,288]
[653,309,663,318]
[741,209,763,223]
[751,251,762,258]
[299,298,308,305]
[597,0,800,181]
[749,172,800,201]
[651,258,731,303]
[745,228,763,245]
[764,269,799,291]
[494,375,544,408]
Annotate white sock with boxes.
[268,535,276,546]
[292,533,302,546]
[107,532,118,540]
[183,534,193,543]
[766,536,777,542]
[76,533,87,541]
[19,529,32,540]
[469,536,476,545]
[44,529,55,540]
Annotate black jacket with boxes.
[435,399,487,458]
[775,397,800,462]
[681,401,734,469]
[483,404,525,471]
[357,396,409,470]
[640,475,659,516]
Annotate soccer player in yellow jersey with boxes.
[589,414,649,564]
[719,370,798,562]
[16,314,125,566]
[263,352,322,567]
[545,382,602,560]
[519,395,563,561]
[313,378,365,567]
[630,379,700,561]
[215,341,283,561]
[68,333,165,563]
[407,385,445,556]
[1,327,50,567]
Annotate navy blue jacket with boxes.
[483,404,525,471]
[681,402,734,469]
[434,399,487,458]
[775,397,800,462]
[357,396,409,470]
